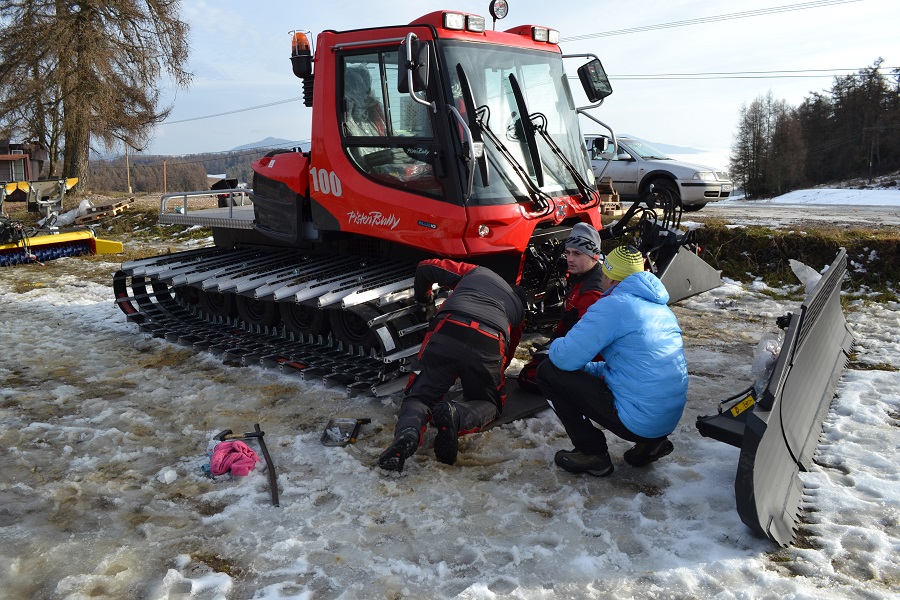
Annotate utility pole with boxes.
[125,144,132,193]
[868,138,874,183]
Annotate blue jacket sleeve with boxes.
[548,296,618,372]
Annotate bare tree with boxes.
[766,98,805,195]
[730,97,768,198]
[0,0,191,187]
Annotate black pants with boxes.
[395,321,506,438]
[536,359,663,456]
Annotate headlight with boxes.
[693,172,716,182]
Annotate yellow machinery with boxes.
[0,227,123,266]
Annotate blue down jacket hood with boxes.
[548,270,688,438]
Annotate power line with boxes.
[561,0,862,42]
[163,97,303,124]
[165,67,888,128]
[608,67,898,80]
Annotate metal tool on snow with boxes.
[320,417,371,447]
[214,424,280,507]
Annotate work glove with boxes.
[517,353,547,394]
[532,339,551,354]
[417,299,437,321]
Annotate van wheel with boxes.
[683,203,707,212]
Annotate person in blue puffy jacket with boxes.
[536,244,688,477]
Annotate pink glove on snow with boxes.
[209,440,260,476]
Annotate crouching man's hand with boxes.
[418,300,437,321]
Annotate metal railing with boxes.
[159,188,254,219]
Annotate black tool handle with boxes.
[253,424,280,507]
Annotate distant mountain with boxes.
[651,142,705,155]
[230,137,296,152]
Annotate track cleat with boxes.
[377,427,420,472]
[554,449,614,477]
[624,438,674,467]
[432,402,459,465]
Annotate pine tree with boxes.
[0,0,191,188]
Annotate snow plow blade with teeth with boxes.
[696,248,854,546]
[0,228,123,266]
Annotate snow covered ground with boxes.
[2,189,899,599]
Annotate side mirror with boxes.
[577,58,613,103]
[398,37,430,93]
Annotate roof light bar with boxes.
[467,15,486,32]
[442,12,486,33]
[530,26,559,44]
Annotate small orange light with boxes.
[291,31,310,57]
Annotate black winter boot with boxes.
[554,449,614,477]
[432,402,460,465]
[623,438,674,467]
[377,427,420,472]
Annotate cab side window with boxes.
[341,53,443,198]
[343,66,386,137]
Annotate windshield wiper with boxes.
[507,74,544,188]
[508,73,600,209]
[527,112,602,208]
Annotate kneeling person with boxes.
[518,222,605,392]
[378,259,525,472]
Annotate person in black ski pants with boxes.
[377,259,525,472]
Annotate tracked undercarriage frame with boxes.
[113,246,422,396]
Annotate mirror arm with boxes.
[580,113,618,181]
[402,33,436,113]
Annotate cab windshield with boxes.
[441,41,592,205]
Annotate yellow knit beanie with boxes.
[602,245,644,281]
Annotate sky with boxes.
[2,186,899,598]
[143,0,899,167]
